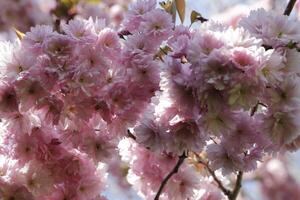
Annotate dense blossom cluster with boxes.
[0,1,163,197]
[0,0,300,199]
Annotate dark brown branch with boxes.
[154,153,187,200]
[228,171,243,200]
[283,0,297,16]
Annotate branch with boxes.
[193,152,243,200]
[283,0,297,16]
[228,171,243,200]
[207,163,233,197]
[154,153,187,200]
[193,153,231,196]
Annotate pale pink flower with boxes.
[76,46,109,72]
[42,34,73,62]
[4,112,40,136]
[18,161,54,197]
[36,96,63,125]
[199,108,236,136]
[134,117,166,153]
[0,83,19,117]
[61,18,95,42]
[266,76,300,110]
[258,50,284,84]
[23,25,54,52]
[13,132,38,163]
[187,32,224,63]
[262,109,300,145]
[207,142,244,175]
[15,75,48,112]
[0,182,34,200]
[168,25,191,58]
[130,62,160,86]
[218,27,262,48]
[122,0,156,32]
[97,28,121,60]
[231,48,257,71]
[165,166,201,200]
[92,18,107,35]
[0,41,33,82]
[140,9,173,41]
[79,131,117,162]
[167,119,206,154]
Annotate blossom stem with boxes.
[283,0,297,16]
[154,153,187,200]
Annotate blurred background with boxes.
[1,0,299,199]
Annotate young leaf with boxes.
[190,10,208,24]
[13,28,25,40]
[175,0,186,24]
[159,0,173,14]
[154,46,172,61]
[160,0,177,24]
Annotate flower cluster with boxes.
[0,1,168,196]
[1,0,300,199]
[130,4,300,199]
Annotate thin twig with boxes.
[154,153,187,200]
[193,153,231,196]
[127,129,136,140]
[283,0,297,16]
[250,102,259,116]
[207,163,232,197]
[193,152,243,200]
